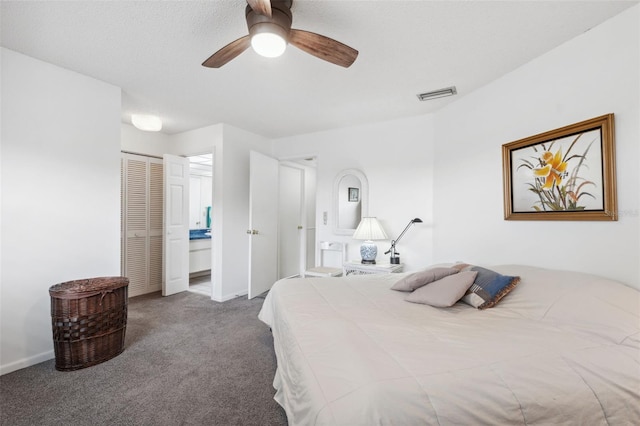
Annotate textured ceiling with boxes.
[1,1,637,138]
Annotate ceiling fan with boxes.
[202,0,358,68]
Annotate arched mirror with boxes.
[333,169,368,235]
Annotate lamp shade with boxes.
[353,217,388,240]
[353,217,387,264]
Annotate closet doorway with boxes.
[187,153,213,297]
[278,157,317,279]
[121,152,164,298]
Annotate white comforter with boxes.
[258,265,640,425]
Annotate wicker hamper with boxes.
[49,276,129,371]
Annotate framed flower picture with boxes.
[502,114,617,221]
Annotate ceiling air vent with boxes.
[417,86,457,101]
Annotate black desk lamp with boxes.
[385,218,423,264]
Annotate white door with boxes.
[163,154,190,296]
[278,165,303,278]
[248,151,279,299]
[121,154,164,297]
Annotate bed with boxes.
[258,264,640,425]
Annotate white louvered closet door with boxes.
[148,161,164,291]
[121,154,163,297]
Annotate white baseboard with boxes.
[213,290,248,302]
[0,350,54,376]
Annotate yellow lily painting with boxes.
[533,150,568,190]
[516,132,596,211]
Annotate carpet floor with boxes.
[0,291,288,426]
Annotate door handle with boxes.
[297,225,303,230]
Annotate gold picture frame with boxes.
[502,114,617,221]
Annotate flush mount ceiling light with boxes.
[417,86,458,102]
[251,23,288,58]
[131,114,162,132]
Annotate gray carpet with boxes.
[0,291,288,426]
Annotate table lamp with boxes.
[352,217,388,264]
[385,218,423,264]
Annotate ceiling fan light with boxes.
[131,114,162,132]
[251,32,287,58]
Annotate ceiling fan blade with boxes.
[202,35,251,68]
[247,0,272,17]
[289,29,358,68]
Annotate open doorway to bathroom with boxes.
[187,153,213,297]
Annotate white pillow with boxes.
[405,271,478,307]
[391,267,459,292]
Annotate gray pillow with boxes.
[391,267,459,292]
[405,271,478,307]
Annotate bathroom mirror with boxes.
[333,169,368,235]
[188,153,213,230]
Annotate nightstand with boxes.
[343,261,404,276]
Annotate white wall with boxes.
[272,114,435,272]
[433,5,640,288]
[170,123,270,301]
[1,48,122,374]
[219,125,271,299]
[271,6,639,288]
[121,123,172,157]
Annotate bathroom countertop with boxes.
[189,229,211,240]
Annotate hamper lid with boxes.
[49,276,129,297]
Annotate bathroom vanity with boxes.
[189,229,211,274]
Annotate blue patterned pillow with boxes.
[458,265,520,309]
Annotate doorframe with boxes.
[184,150,215,299]
[278,162,305,279]
[277,154,317,277]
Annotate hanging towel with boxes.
[206,206,212,228]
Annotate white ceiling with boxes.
[1,1,637,138]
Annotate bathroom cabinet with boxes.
[189,238,211,273]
